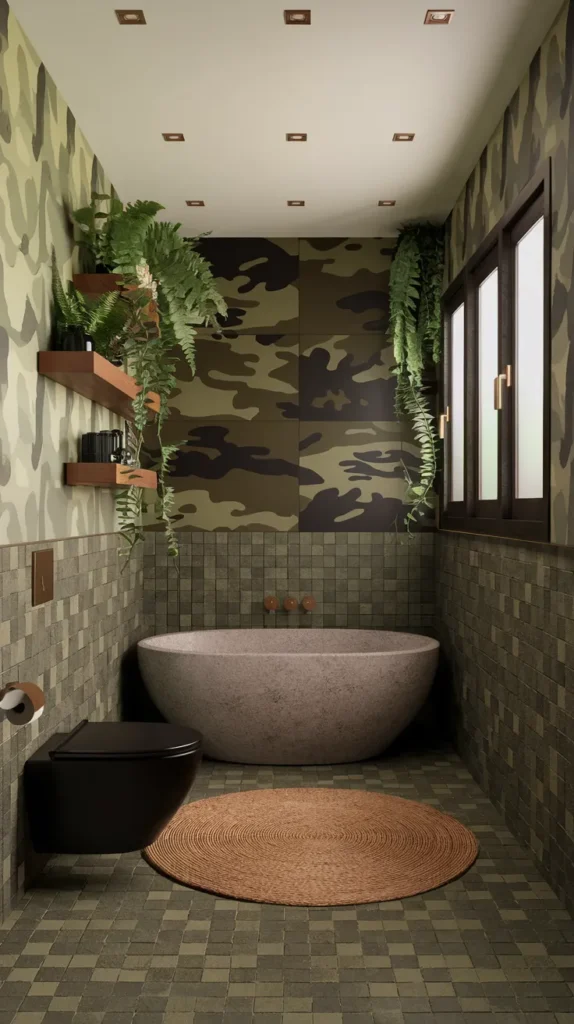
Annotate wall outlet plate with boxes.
[32,549,54,606]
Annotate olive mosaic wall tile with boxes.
[436,531,574,919]
[0,534,146,921]
[143,531,435,636]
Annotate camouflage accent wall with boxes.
[0,4,120,546]
[446,0,574,546]
[156,236,422,532]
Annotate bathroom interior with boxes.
[1,0,573,1020]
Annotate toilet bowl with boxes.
[24,720,202,854]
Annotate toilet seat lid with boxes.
[50,721,202,760]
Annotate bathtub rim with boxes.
[138,629,439,658]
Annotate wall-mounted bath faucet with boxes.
[264,595,279,613]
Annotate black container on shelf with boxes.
[80,429,124,463]
[80,433,102,462]
[54,326,93,352]
[98,429,123,462]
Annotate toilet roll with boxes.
[0,682,45,725]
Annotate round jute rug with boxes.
[144,788,478,905]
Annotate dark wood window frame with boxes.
[440,161,551,543]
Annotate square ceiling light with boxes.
[287,200,305,206]
[162,132,185,142]
[424,9,454,23]
[284,10,311,24]
[286,132,307,141]
[378,200,396,207]
[186,200,205,207]
[393,132,415,142]
[115,9,146,24]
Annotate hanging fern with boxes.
[69,193,228,563]
[389,222,445,528]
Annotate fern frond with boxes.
[387,222,445,531]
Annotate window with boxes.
[440,163,550,541]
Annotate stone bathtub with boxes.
[137,630,439,765]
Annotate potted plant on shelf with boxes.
[61,192,227,561]
[52,265,143,363]
[388,222,444,529]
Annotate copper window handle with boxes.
[494,373,507,410]
[494,366,513,410]
[438,406,450,439]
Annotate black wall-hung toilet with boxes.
[25,720,202,854]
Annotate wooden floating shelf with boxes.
[38,351,160,420]
[65,464,157,489]
[73,273,160,331]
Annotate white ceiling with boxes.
[11,0,563,236]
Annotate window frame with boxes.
[440,161,551,542]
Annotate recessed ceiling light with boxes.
[287,200,305,206]
[393,132,415,142]
[284,10,311,24]
[115,9,146,24]
[186,200,205,207]
[424,9,454,23]
[378,200,396,207]
[162,132,185,142]
[286,132,307,141]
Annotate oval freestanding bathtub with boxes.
[138,630,439,765]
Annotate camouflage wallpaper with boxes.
[0,4,120,546]
[155,236,423,532]
[446,0,574,546]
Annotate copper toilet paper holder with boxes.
[0,682,45,725]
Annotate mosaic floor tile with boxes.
[0,748,572,1023]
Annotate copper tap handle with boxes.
[283,596,298,612]
[301,595,316,612]
[264,595,279,612]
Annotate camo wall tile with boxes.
[446,0,574,546]
[299,334,396,421]
[158,235,419,531]
[299,238,393,334]
[170,331,299,421]
[299,422,410,531]
[198,237,299,335]
[0,4,120,546]
[154,419,300,532]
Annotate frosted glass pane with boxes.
[450,303,465,503]
[515,217,544,499]
[478,269,499,500]
[443,323,449,504]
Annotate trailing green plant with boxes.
[70,193,227,562]
[388,222,444,528]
